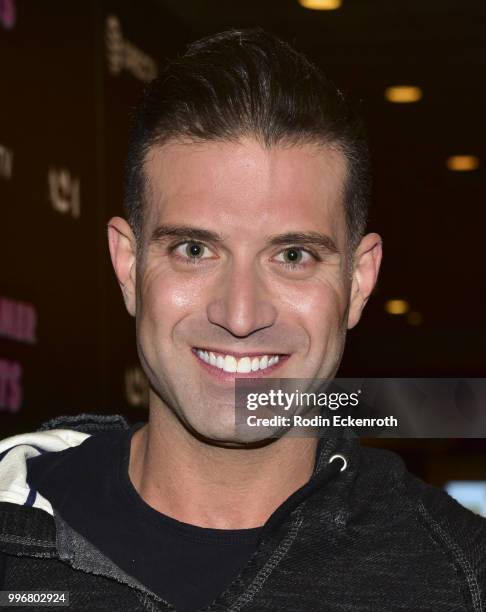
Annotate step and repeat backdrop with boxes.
[1,1,484,449]
[0,0,192,435]
[1,0,485,515]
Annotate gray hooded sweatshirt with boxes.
[0,413,485,611]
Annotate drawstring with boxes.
[258,453,347,542]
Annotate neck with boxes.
[129,401,318,530]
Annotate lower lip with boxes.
[191,348,290,382]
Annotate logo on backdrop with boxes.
[0,296,37,414]
[0,296,37,345]
[48,167,81,218]
[105,14,158,82]
[0,0,16,30]
[0,359,22,413]
[0,144,13,180]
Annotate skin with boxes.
[107,137,382,528]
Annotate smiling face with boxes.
[108,137,382,444]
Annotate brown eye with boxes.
[274,247,315,269]
[184,242,205,258]
[172,241,216,265]
[282,248,302,264]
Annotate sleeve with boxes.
[416,478,486,612]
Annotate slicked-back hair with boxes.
[124,28,371,252]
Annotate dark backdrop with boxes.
[1,0,485,486]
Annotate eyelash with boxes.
[169,241,320,269]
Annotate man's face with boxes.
[109,138,381,443]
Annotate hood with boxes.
[0,413,359,538]
[0,414,130,516]
[0,428,90,515]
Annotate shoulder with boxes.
[359,444,486,537]
[360,444,486,607]
[407,465,486,560]
[410,470,486,611]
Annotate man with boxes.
[1,28,485,612]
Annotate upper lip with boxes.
[193,347,288,358]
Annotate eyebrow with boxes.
[150,225,224,244]
[150,224,339,254]
[266,232,339,254]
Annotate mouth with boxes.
[192,347,290,380]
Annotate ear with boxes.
[107,217,137,317]
[347,232,383,329]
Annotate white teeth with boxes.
[196,349,281,373]
[237,357,252,373]
[196,349,208,364]
[224,355,237,372]
[259,355,268,370]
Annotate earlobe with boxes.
[107,216,137,317]
[347,233,383,329]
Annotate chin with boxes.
[181,417,279,448]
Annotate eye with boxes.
[274,247,316,268]
[172,241,215,264]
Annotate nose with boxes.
[206,260,278,338]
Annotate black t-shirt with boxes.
[26,424,262,611]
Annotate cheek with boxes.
[278,277,348,329]
[138,268,204,333]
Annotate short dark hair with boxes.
[124,28,370,251]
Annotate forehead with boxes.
[143,137,347,243]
